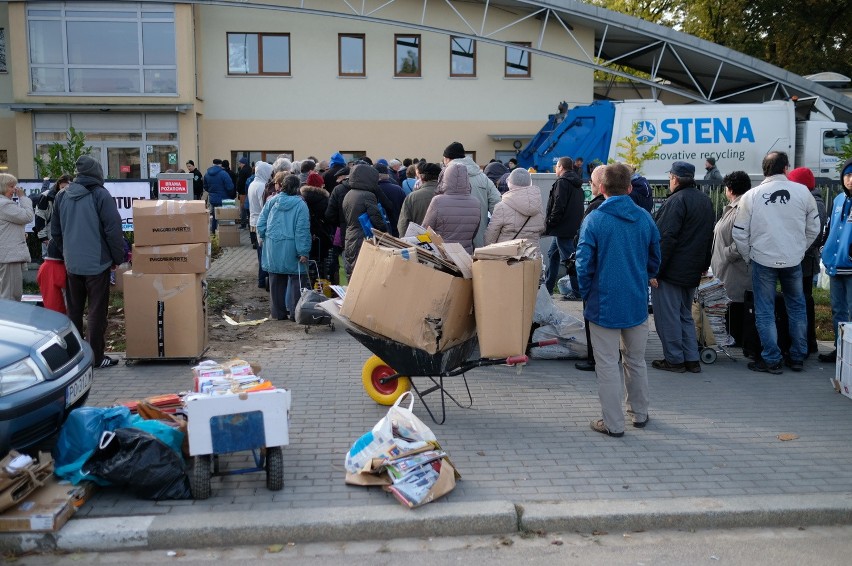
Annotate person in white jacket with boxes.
[248,161,273,288]
[0,174,34,302]
[732,151,820,374]
[484,168,544,248]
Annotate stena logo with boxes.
[659,116,756,145]
[633,121,657,143]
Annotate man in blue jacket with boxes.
[819,157,852,362]
[576,163,661,437]
[51,156,125,369]
[203,158,235,233]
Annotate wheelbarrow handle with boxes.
[505,355,528,366]
[531,338,559,347]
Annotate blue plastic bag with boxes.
[54,406,134,485]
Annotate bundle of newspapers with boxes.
[696,277,731,347]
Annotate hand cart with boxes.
[693,276,736,364]
[184,390,291,499]
[349,326,556,424]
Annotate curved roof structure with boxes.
[164,0,852,122]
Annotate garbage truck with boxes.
[517,98,850,179]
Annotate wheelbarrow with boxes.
[347,326,555,424]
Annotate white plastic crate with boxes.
[833,322,852,400]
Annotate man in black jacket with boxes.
[650,161,715,373]
[544,156,585,297]
[235,157,252,229]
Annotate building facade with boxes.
[0,1,595,177]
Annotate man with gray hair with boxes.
[576,163,660,436]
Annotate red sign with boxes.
[120,165,131,173]
[158,179,189,194]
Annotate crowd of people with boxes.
[2,143,850,435]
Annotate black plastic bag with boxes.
[82,427,192,500]
[295,289,331,325]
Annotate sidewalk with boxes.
[4,233,851,553]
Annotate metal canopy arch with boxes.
[46,0,852,122]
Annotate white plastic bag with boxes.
[818,261,831,291]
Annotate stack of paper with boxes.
[472,239,538,260]
[696,277,732,347]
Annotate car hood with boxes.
[0,300,71,363]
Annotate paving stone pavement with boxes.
[80,230,852,518]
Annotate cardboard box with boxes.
[132,243,210,274]
[124,271,208,359]
[833,322,852,400]
[0,477,94,532]
[132,200,209,246]
[217,225,241,247]
[184,389,291,456]
[341,243,475,354]
[215,206,241,221]
[472,258,541,358]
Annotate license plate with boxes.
[66,367,93,408]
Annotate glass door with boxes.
[107,147,142,179]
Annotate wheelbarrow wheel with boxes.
[266,446,284,491]
[190,455,212,500]
[362,355,411,406]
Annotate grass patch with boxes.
[207,279,234,313]
[813,287,833,341]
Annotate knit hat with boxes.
[376,158,389,167]
[842,160,852,177]
[75,155,104,184]
[787,167,815,189]
[238,157,248,165]
[507,168,532,190]
[306,172,324,188]
[330,152,346,166]
[443,142,466,160]
[374,163,389,175]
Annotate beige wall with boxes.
[197,3,594,164]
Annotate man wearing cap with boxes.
[236,157,252,229]
[51,156,125,369]
[820,157,852,363]
[733,151,820,373]
[704,158,723,182]
[203,158,235,233]
[651,161,715,373]
[442,142,501,249]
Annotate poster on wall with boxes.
[20,180,151,232]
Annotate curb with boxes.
[1,495,851,554]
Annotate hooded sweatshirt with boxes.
[484,161,509,193]
[576,195,661,329]
[452,156,501,248]
[50,156,124,276]
[483,180,545,247]
[248,162,273,228]
[822,157,852,275]
[342,165,388,273]
[203,165,235,206]
[422,162,481,253]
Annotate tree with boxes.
[33,127,92,179]
[611,124,661,174]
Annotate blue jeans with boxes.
[545,237,578,295]
[829,274,852,346]
[751,261,807,363]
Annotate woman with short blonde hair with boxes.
[0,173,35,301]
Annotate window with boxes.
[505,42,531,78]
[341,151,366,163]
[227,33,290,76]
[394,34,420,77]
[27,2,176,95]
[232,151,293,166]
[339,34,365,77]
[450,36,475,77]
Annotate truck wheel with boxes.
[361,355,411,406]
[266,446,284,491]
[190,455,212,500]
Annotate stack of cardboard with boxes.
[124,200,210,359]
[340,240,476,354]
[471,240,541,358]
[215,201,241,247]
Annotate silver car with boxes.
[0,299,94,455]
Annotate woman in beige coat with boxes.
[483,168,545,248]
[710,171,752,346]
[0,173,34,302]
